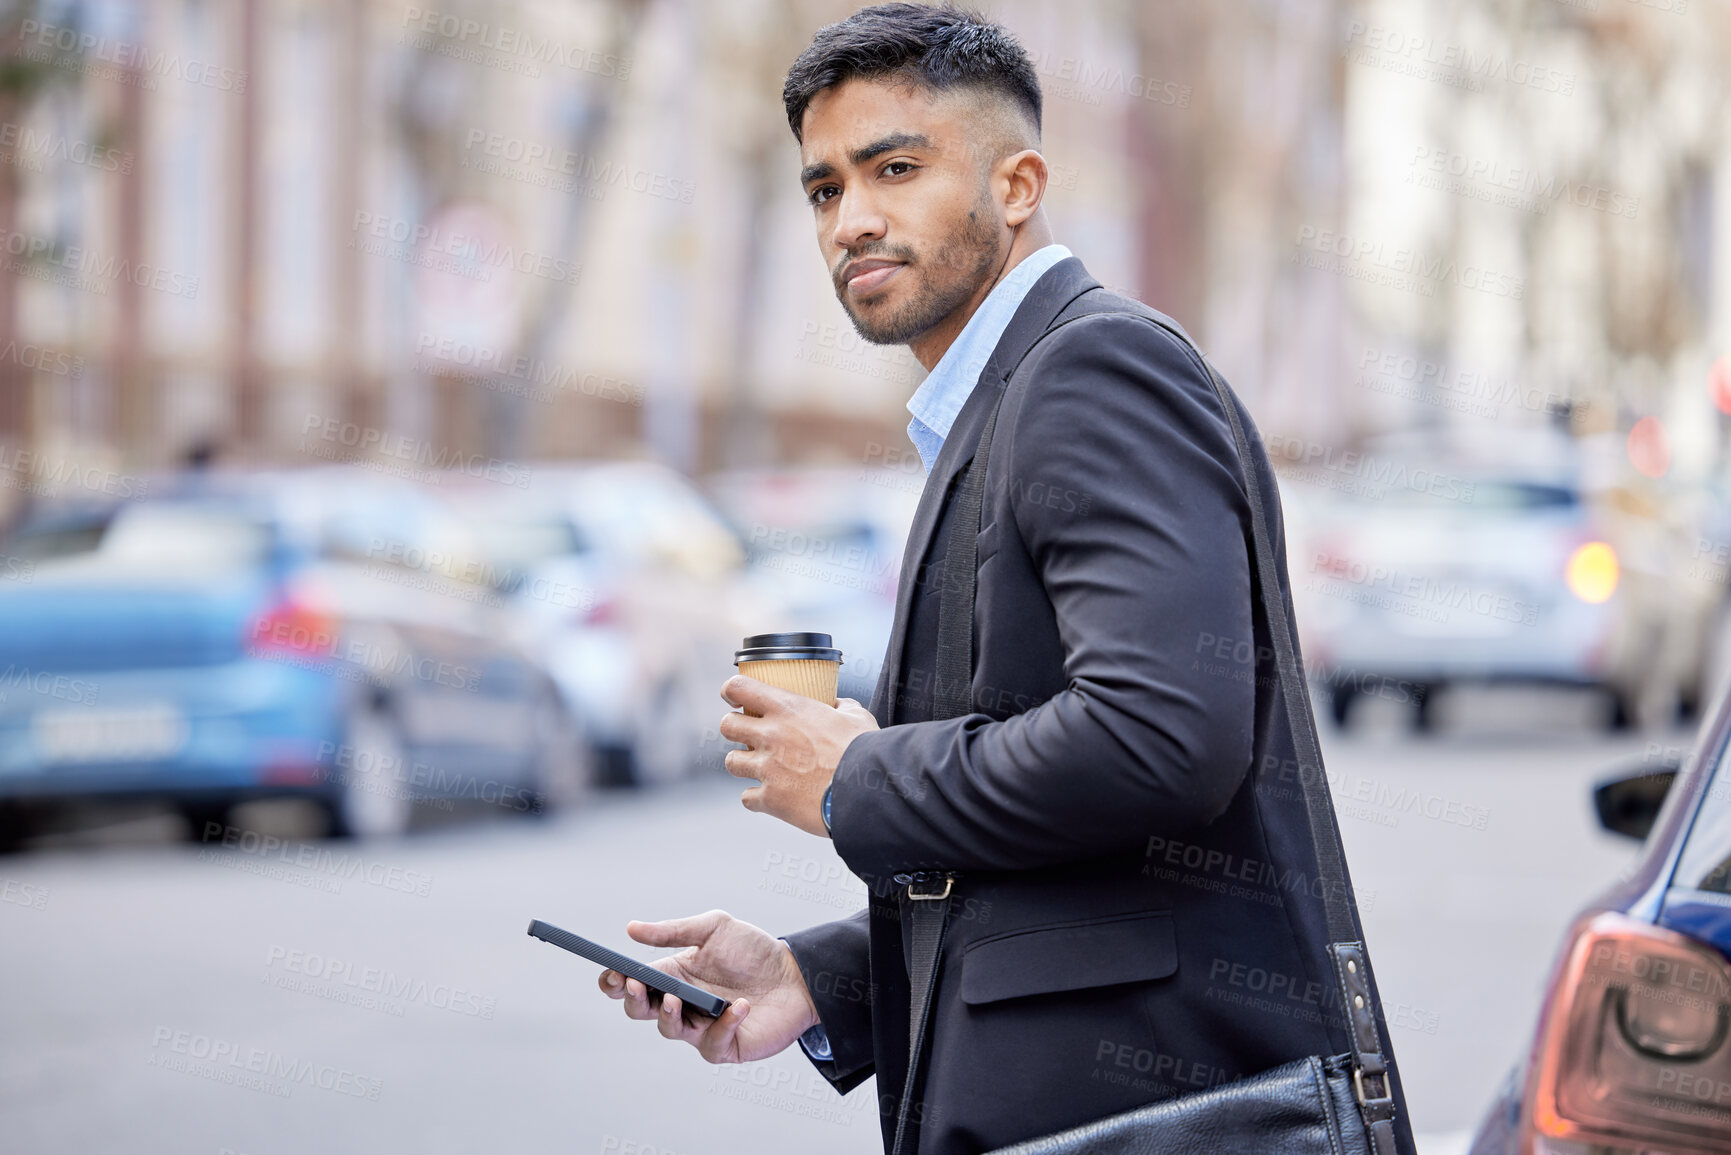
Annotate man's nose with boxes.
[831,187,887,252]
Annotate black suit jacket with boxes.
[784,258,1416,1155]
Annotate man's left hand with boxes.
[719,676,879,837]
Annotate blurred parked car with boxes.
[1289,473,1673,731]
[1467,702,1731,1153]
[1680,469,1731,718]
[706,466,919,704]
[439,461,769,787]
[0,468,586,849]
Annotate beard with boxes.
[831,192,1004,346]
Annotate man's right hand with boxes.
[597,909,819,1064]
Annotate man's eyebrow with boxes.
[849,131,930,166]
[800,132,933,188]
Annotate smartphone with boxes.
[526,919,732,1019]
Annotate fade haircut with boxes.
[782,3,1042,146]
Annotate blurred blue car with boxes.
[0,469,586,848]
[1467,698,1731,1153]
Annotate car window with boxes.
[318,491,481,582]
[89,504,271,575]
[1369,481,1578,511]
[576,472,743,576]
[1671,739,1731,893]
[1,508,114,561]
[467,515,588,570]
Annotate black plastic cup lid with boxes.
[736,632,842,663]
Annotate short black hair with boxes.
[782,3,1041,144]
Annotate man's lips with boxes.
[842,260,904,296]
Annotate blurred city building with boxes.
[0,0,1724,500]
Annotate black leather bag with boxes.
[886,297,1403,1155]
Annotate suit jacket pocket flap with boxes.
[960,911,1176,1005]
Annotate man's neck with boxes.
[908,222,1056,372]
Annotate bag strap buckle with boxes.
[893,871,955,901]
[1353,1065,1392,1111]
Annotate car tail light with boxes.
[1310,535,1356,580]
[1524,912,1731,1154]
[580,595,619,626]
[247,596,338,657]
[1565,541,1619,604]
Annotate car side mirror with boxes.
[1593,757,1680,841]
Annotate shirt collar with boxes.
[905,243,1073,471]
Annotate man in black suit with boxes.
[599,6,1415,1154]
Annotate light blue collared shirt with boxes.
[905,243,1073,472]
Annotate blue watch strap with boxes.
[821,783,833,833]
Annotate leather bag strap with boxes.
[1131,308,1399,1151]
[891,377,1005,1155]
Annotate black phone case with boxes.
[527,919,732,1018]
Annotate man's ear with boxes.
[999,148,1048,228]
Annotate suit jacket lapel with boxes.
[869,257,1101,725]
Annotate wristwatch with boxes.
[821,783,833,835]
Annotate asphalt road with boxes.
[0,686,1676,1155]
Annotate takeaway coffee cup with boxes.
[735,632,843,713]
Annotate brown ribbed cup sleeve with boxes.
[736,659,840,714]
